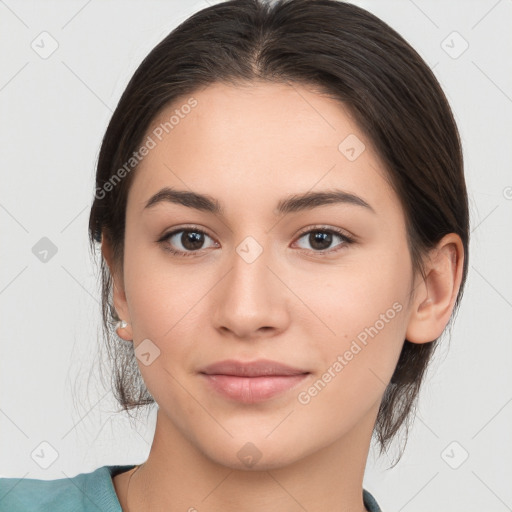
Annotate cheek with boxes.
[122,244,206,416]
[123,237,203,337]
[293,269,409,436]
[122,239,223,388]
[295,248,411,379]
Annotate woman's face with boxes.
[113,82,419,469]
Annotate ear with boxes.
[101,231,133,341]
[405,233,465,344]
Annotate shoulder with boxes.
[363,488,383,512]
[0,465,136,512]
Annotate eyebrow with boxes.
[143,186,375,216]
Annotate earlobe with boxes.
[110,279,133,341]
[115,319,133,342]
[100,231,133,341]
[405,233,464,344]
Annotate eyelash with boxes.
[157,224,355,258]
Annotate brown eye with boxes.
[159,227,217,256]
[308,231,333,250]
[178,230,206,251]
[294,227,354,253]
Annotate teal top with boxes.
[0,465,382,511]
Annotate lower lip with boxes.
[200,373,309,403]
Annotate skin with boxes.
[103,82,464,512]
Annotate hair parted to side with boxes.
[87,0,469,466]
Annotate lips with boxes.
[199,359,309,377]
[199,359,310,403]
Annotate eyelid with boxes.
[158,224,214,239]
[294,224,356,242]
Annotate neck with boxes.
[124,405,379,512]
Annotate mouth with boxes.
[198,359,310,403]
[199,358,309,377]
[199,359,310,404]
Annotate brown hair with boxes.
[88,0,469,466]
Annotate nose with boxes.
[211,237,291,340]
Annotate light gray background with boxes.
[1,1,511,511]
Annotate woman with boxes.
[0,0,468,510]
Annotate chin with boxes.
[201,435,308,472]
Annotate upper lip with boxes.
[199,359,309,377]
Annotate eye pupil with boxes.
[182,231,204,250]
[310,231,332,250]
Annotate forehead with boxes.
[127,81,396,218]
